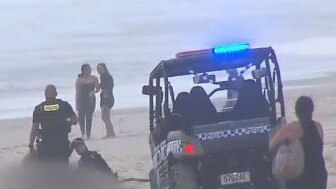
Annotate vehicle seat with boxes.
[190,86,217,125]
[153,114,190,145]
[232,80,269,120]
[173,92,192,123]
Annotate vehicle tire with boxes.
[169,163,198,189]
[149,169,158,189]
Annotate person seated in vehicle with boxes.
[189,86,217,125]
[225,69,245,108]
[232,79,269,120]
[226,69,244,99]
[71,138,118,180]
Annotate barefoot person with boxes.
[76,64,99,139]
[270,96,327,189]
[97,63,115,138]
[29,84,78,164]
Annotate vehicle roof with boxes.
[150,47,275,79]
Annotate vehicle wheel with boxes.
[149,169,158,189]
[169,163,198,189]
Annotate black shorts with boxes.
[100,92,114,109]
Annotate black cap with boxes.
[72,138,85,147]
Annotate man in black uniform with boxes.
[71,138,118,179]
[28,84,78,164]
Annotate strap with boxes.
[296,123,304,138]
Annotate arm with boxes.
[269,127,288,155]
[94,76,100,93]
[108,75,114,92]
[69,114,78,126]
[88,76,100,96]
[315,121,324,142]
[110,75,114,89]
[65,102,78,126]
[75,78,80,111]
[29,108,40,149]
[29,122,39,149]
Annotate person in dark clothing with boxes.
[97,63,115,138]
[29,85,78,164]
[76,64,100,139]
[71,138,118,179]
[232,79,269,119]
[270,96,327,189]
[190,86,217,125]
[226,69,244,99]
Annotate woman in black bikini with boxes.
[97,63,116,138]
[76,64,99,139]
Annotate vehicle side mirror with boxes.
[193,74,216,84]
[142,85,161,96]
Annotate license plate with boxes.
[220,172,251,185]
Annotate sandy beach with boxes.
[1,73,336,189]
[0,107,151,189]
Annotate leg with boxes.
[85,110,94,139]
[58,146,70,166]
[102,106,115,138]
[78,110,86,137]
[85,98,96,139]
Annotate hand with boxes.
[89,91,96,96]
[29,144,35,152]
[65,117,72,124]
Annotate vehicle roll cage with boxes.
[146,47,285,131]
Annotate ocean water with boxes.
[1,0,336,119]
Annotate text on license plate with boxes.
[220,172,251,185]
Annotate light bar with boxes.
[176,49,212,58]
[175,43,250,59]
[213,43,250,55]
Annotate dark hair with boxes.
[97,63,110,75]
[72,138,86,147]
[295,96,314,123]
[45,84,57,99]
[78,63,90,77]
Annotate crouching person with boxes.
[71,138,119,180]
[28,85,78,165]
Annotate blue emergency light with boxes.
[176,43,250,58]
[213,43,250,55]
